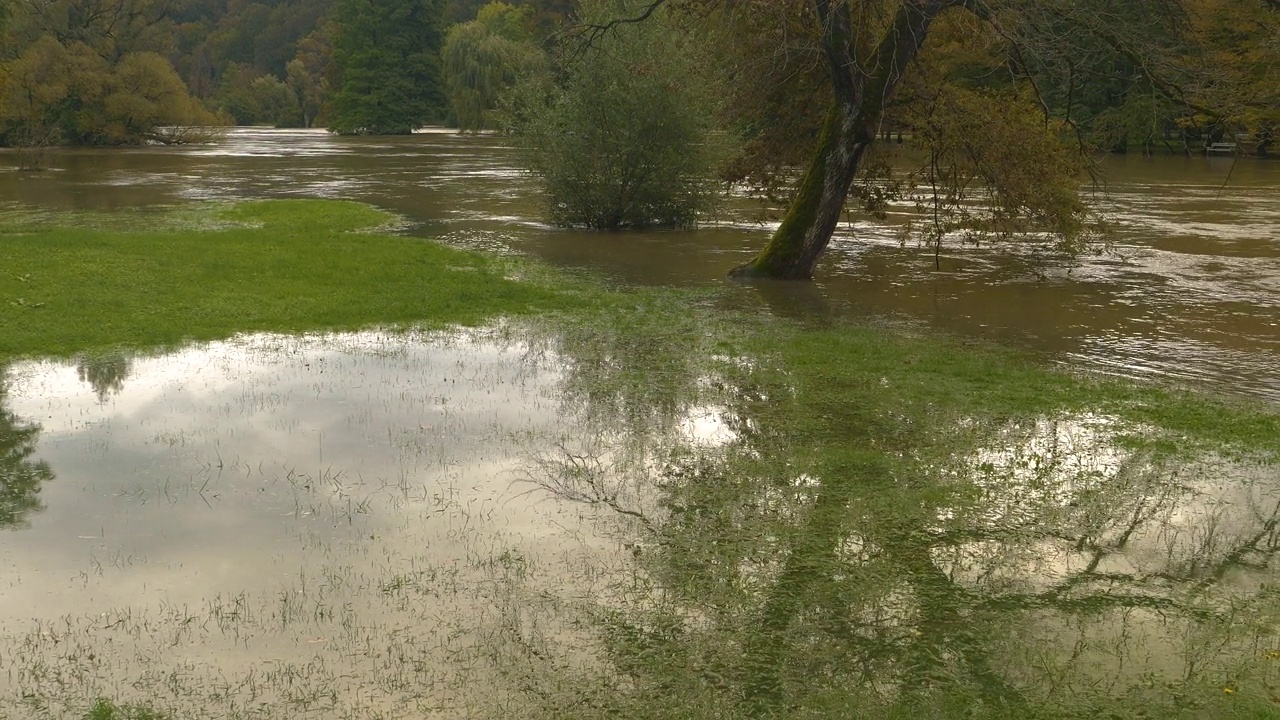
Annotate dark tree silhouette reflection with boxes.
[500,316,1280,719]
[76,352,133,402]
[0,370,54,529]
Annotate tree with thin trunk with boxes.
[584,0,1275,280]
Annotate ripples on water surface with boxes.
[1,128,1276,402]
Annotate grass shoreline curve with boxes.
[5,198,1271,453]
[1,199,586,361]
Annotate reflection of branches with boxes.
[499,344,1280,717]
[76,352,133,402]
[983,584,1219,622]
[522,441,655,532]
[1186,504,1280,594]
[551,311,706,447]
[1,376,55,529]
[942,427,1280,617]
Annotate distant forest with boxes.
[0,0,1274,155]
[168,0,573,127]
[0,0,573,143]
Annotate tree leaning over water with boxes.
[329,0,448,134]
[583,0,1278,280]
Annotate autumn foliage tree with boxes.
[0,36,216,153]
[0,0,218,152]
[584,0,1277,280]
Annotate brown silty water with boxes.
[2,128,1276,401]
[0,130,1277,717]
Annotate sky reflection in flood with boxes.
[0,327,655,716]
[1,322,1278,717]
[1,327,619,609]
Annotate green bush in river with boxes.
[504,0,737,230]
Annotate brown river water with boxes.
[1,127,1277,403]
[1,129,1279,718]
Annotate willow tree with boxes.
[441,2,543,132]
[590,0,1273,279]
[329,0,447,135]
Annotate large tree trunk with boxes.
[731,0,954,281]
[730,102,867,280]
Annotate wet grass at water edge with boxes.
[2,199,1280,719]
[0,200,595,360]
[82,698,169,720]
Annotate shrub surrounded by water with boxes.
[504,0,735,231]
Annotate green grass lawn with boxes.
[0,199,585,360]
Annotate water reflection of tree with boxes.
[76,352,133,401]
[518,304,718,524]
[0,372,54,529]
[505,321,1280,718]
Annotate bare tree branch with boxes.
[565,0,668,52]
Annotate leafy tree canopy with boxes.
[442,1,544,131]
[508,0,736,230]
[328,0,447,135]
[595,0,1280,279]
[0,35,217,149]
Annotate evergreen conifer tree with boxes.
[329,0,447,135]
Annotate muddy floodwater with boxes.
[1,128,1277,401]
[1,131,1279,718]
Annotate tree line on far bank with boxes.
[0,0,573,146]
[0,0,1276,280]
[2,0,1271,146]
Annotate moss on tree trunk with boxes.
[731,0,952,282]
[730,103,868,281]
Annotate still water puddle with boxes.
[0,321,775,717]
[2,325,1278,717]
[956,414,1280,598]
[0,327,647,716]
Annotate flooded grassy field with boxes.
[4,306,1278,717]
[2,129,1275,401]
[1,133,1279,719]
[3,326,604,717]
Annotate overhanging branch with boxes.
[568,0,668,48]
